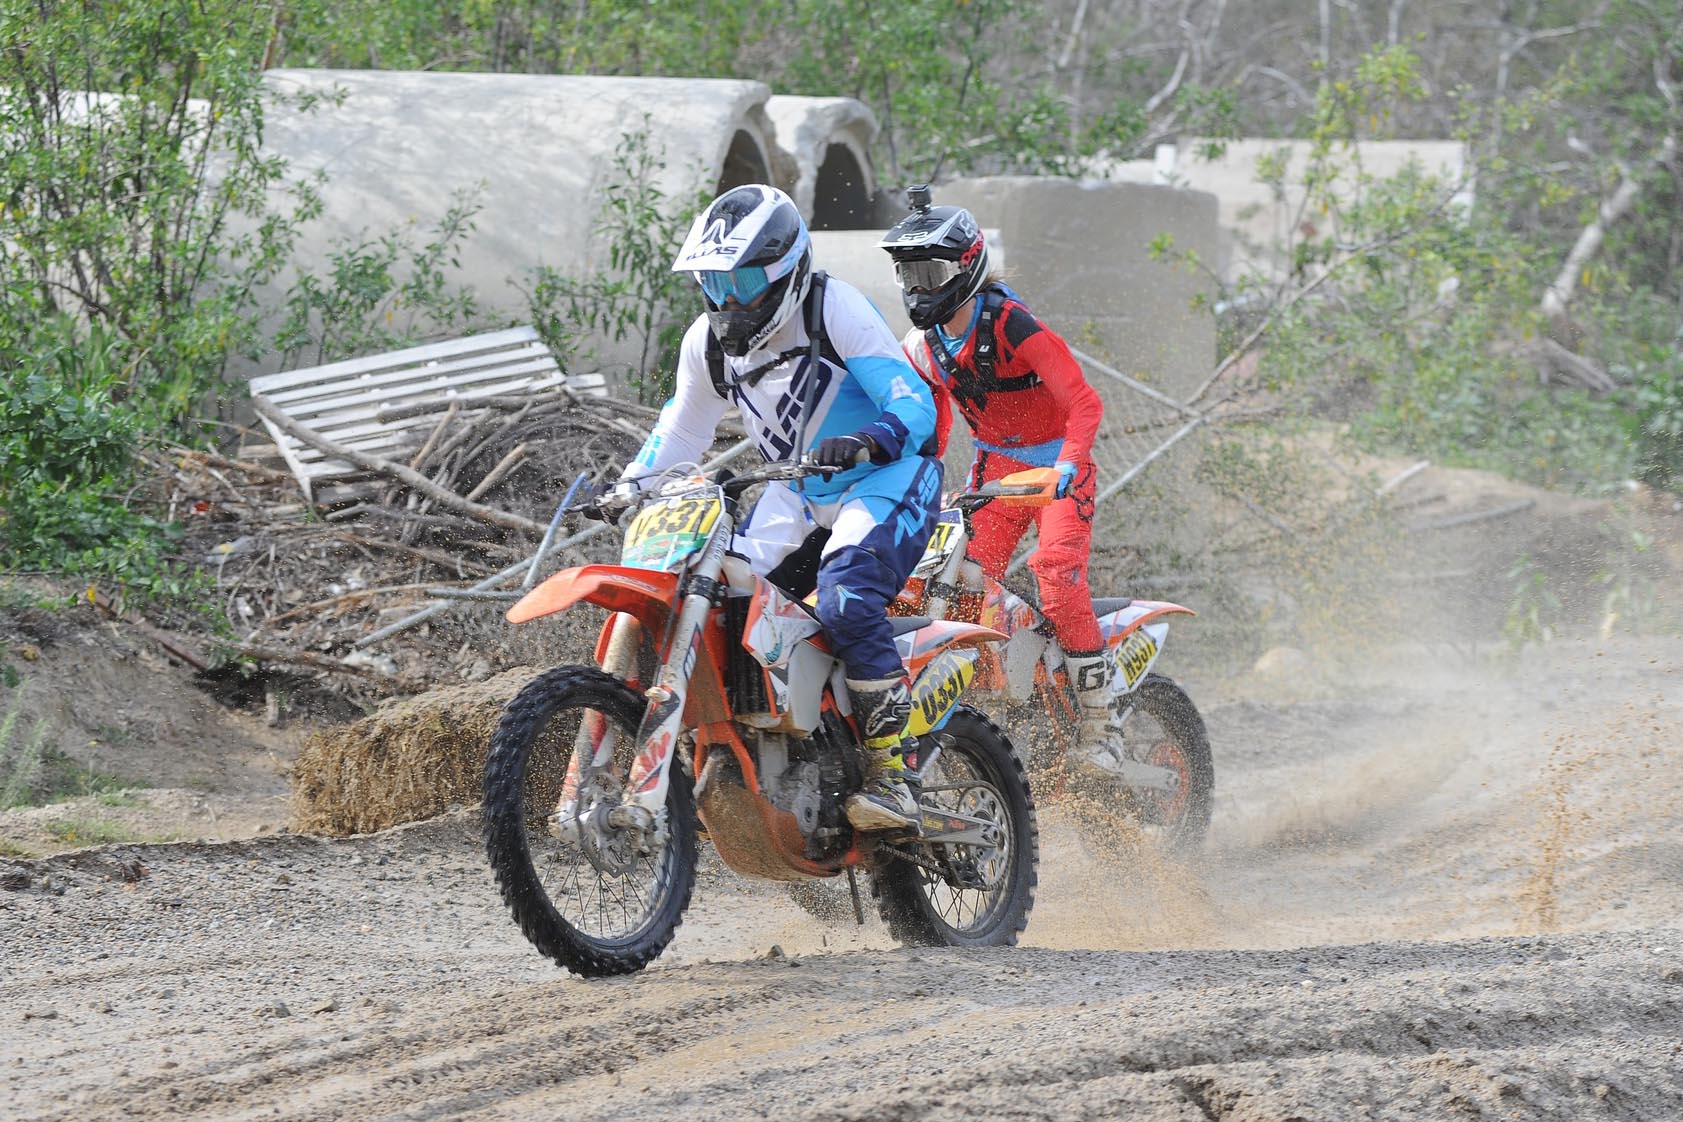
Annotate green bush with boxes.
[1632,363,1683,491]
[0,310,170,582]
[0,1,311,596]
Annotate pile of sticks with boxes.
[125,391,661,696]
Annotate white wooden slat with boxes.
[276,375,564,435]
[275,380,608,468]
[249,326,542,395]
[313,481,382,505]
[260,344,556,409]
[256,416,325,500]
[275,375,569,455]
[269,358,565,418]
[250,333,543,400]
[250,326,611,502]
[261,346,557,409]
[265,380,559,455]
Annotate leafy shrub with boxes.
[274,190,487,368]
[525,122,705,403]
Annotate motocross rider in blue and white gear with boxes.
[620,184,942,833]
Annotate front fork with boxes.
[555,532,726,851]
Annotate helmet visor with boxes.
[697,265,770,306]
[893,257,963,293]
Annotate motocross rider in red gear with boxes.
[881,186,1118,774]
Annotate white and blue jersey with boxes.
[623,277,942,681]
[627,277,936,503]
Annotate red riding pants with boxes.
[965,450,1103,653]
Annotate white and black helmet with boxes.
[672,184,813,357]
[878,185,991,330]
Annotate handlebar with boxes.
[578,457,831,522]
[719,455,831,495]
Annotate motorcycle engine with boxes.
[753,710,860,860]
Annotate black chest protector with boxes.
[704,272,842,401]
[921,287,1042,412]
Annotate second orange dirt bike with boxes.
[889,468,1215,853]
[483,458,1038,976]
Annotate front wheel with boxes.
[483,666,697,977]
[873,707,1038,947]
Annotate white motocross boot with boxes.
[843,676,921,833]
[1064,652,1124,779]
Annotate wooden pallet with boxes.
[249,327,605,501]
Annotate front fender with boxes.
[506,565,678,636]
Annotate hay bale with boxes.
[291,666,539,836]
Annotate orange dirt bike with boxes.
[889,468,1214,853]
[483,458,1039,976]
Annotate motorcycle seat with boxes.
[1091,597,1134,615]
[888,615,933,637]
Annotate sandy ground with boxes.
[4,634,1683,1120]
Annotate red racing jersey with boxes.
[901,286,1103,467]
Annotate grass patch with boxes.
[0,836,38,858]
[95,790,142,808]
[43,817,149,841]
[0,694,146,809]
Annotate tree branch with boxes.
[251,398,545,535]
[1540,134,1679,322]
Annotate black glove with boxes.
[813,433,876,471]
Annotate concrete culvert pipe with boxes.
[250,71,785,376]
[764,96,879,230]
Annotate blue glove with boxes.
[813,432,876,471]
[1054,461,1078,499]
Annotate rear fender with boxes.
[894,620,1008,679]
[1098,599,1195,646]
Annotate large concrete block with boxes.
[933,178,1218,405]
[764,97,878,229]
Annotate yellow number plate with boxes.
[1117,630,1158,687]
[622,496,722,570]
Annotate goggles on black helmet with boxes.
[892,257,964,294]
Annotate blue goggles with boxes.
[697,266,770,306]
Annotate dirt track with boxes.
[5,635,1683,1120]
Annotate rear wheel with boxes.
[873,707,1037,947]
[483,666,697,977]
[1120,674,1214,854]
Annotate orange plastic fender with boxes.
[506,565,678,634]
[904,619,1009,676]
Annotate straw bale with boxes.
[291,666,540,836]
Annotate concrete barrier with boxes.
[253,70,787,375]
[1106,138,1470,281]
[764,96,879,230]
[934,177,1219,405]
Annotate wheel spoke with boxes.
[516,702,672,942]
[908,743,1014,938]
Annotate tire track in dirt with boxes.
[6,636,1683,1120]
